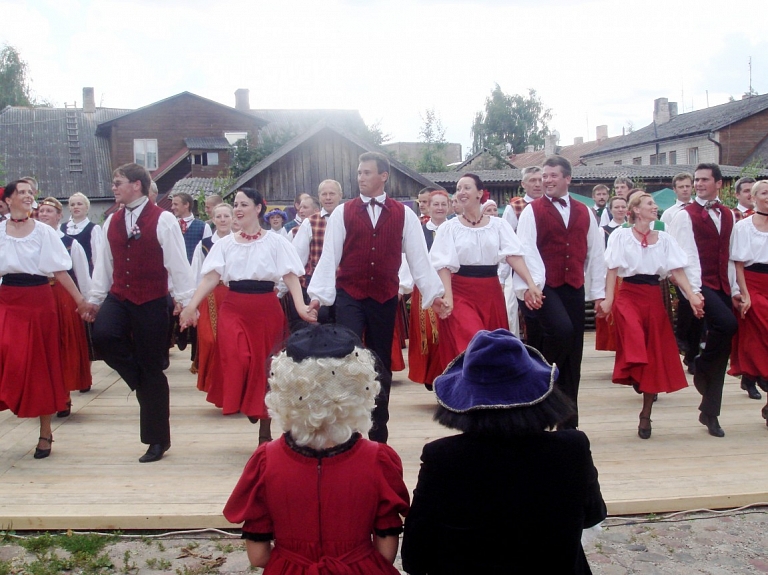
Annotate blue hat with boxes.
[434,329,558,413]
[264,208,288,223]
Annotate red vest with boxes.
[685,202,733,294]
[107,201,169,305]
[531,196,591,289]
[337,197,405,303]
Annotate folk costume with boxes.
[90,197,195,453]
[604,227,689,394]
[0,220,71,417]
[308,194,444,443]
[190,232,229,397]
[733,204,755,223]
[501,195,535,340]
[200,232,302,419]
[430,216,521,372]
[516,193,606,428]
[290,209,333,330]
[594,221,622,352]
[61,217,103,274]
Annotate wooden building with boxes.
[228,121,439,201]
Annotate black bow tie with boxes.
[551,197,567,207]
[365,198,386,210]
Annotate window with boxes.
[192,152,219,166]
[614,160,622,165]
[134,139,158,170]
[632,157,642,165]
[669,151,677,165]
[225,132,248,145]
[688,147,699,164]
[650,153,666,165]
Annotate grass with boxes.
[146,558,173,570]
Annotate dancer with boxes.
[179,188,315,445]
[599,193,704,439]
[431,173,542,373]
[595,196,627,352]
[729,180,768,421]
[0,181,89,459]
[62,192,103,274]
[223,325,409,573]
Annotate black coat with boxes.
[401,430,606,575]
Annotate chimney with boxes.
[573,137,584,145]
[596,125,608,141]
[653,97,670,124]
[544,134,557,157]
[235,88,250,111]
[83,87,95,113]
[525,145,535,153]
[668,102,678,118]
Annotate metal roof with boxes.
[170,177,221,196]
[183,137,231,150]
[0,106,129,199]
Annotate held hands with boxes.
[596,298,611,318]
[173,301,184,316]
[523,286,544,310]
[732,293,749,319]
[432,296,452,319]
[178,306,199,331]
[300,300,319,323]
[79,301,99,322]
[689,292,705,319]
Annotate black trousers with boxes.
[286,283,335,333]
[92,294,171,445]
[334,289,397,443]
[519,298,544,351]
[695,287,738,416]
[530,284,585,428]
[674,285,704,362]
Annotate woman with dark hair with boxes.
[0,181,89,459]
[179,188,315,444]
[430,173,541,372]
[401,329,606,574]
[599,193,704,439]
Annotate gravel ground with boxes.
[1,508,767,574]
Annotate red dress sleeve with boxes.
[374,443,411,534]
[222,444,273,537]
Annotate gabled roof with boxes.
[151,147,190,180]
[0,106,130,199]
[95,92,267,136]
[248,109,366,141]
[509,137,623,168]
[583,94,768,157]
[454,148,514,171]
[228,120,437,195]
[184,137,231,150]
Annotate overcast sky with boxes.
[3,0,767,158]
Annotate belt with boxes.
[456,265,497,278]
[745,263,768,274]
[1,273,49,287]
[623,274,660,286]
[229,280,275,294]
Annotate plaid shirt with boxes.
[733,206,754,222]
[301,212,328,288]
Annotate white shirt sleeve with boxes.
[191,241,205,285]
[88,215,115,305]
[70,239,92,296]
[403,208,444,308]
[399,254,413,295]
[157,212,196,306]
[501,205,518,231]
[670,209,702,293]
[202,222,213,239]
[512,203,545,297]
[599,208,611,227]
[89,223,104,273]
[307,204,346,306]
[293,218,312,267]
[584,213,607,301]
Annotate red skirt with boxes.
[407,286,442,385]
[215,290,288,418]
[390,298,407,372]
[51,281,92,392]
[595,277,620,351]
[196,283,228,394]
[0,284,69,417]
[729,269,768,379]
[437,274,509,373]
[612,281,688,394]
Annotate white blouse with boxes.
[57,230,92,295]
[0,220,72,276]
[64,217,104,272]
[201,231,304,284]
[431,216,524,273]
[605,227,688,277]
[191,230,229,284]
[730,216,768,266]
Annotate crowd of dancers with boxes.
[1,153,767,464]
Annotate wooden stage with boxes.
[1,333,767,530]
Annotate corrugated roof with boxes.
[183,137,231,150]
[170,177,221,196]
[583,94,768,157]
[0,106,130,200]
[509,137,622,168]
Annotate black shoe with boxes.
[79,386,92,394]
[425,384,433,392]
[56,401,72,418]
[638,416,652,440]
[653,393,658,403]
[741,379,762,400]
[139,443,171,463]
[632,383,642,394]
[34,436,53,459]
[699,413,724,437]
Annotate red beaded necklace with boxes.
[462,213,483,226]
[240,229,262,241]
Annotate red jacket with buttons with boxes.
[531,196,591,289]
[336,197,405,303]
[107,201,168,305]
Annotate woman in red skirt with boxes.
[599,193,704,439]
[408,190,450,389]
[37,197,93,416]
[0,181,89,458]
[729,179,768,425]
[431,174,542,372]
[180,189,316,444]
[595,196,627,352]
[190,203,233,401]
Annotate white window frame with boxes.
[134,139,158,170]
[688,147,699,165]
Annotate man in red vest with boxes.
[86,163,195,462]
[671,163,739,437]
[308,152,446,443]
[516,155,606,429]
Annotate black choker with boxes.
[10,216,29,223]
[462,214,483,226]
[756,211,768,217]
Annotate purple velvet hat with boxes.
[434,329,558,413]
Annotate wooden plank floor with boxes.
[1,333,767,530]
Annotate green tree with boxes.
[471,85,551,160]
[0,45,33,108]
[356,119,391,147]
[229,127,299,179]
[416,108,449,172]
